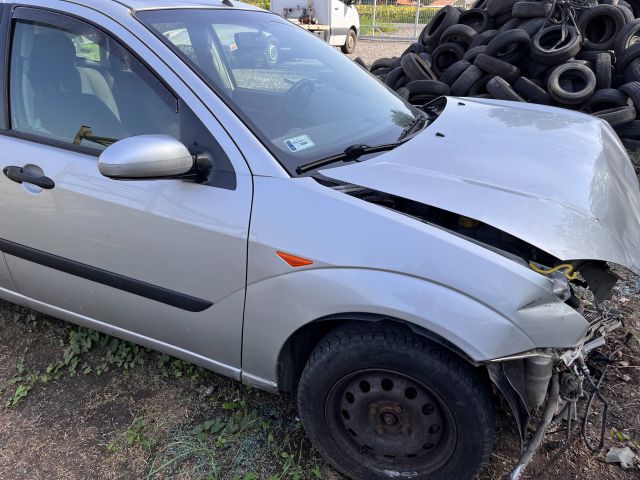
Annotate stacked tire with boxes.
[364,0,640,147]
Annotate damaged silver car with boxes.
[0,1,638,479]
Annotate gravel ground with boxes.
[346,39,411,66]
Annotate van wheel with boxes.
[342,29,357,54]
[297,324,495,480]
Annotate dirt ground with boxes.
[0,41,639,480]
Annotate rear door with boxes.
[0,4,253,374]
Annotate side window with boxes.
[9,16,180,150]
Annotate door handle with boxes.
[3,166,55,189]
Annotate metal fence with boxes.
[357,0,469,41]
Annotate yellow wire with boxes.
[528,262,578,281]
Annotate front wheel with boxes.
[297,324,495,480]
[341,29,357,54]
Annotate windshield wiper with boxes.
[296,142,400,175]
[397,113,428,142]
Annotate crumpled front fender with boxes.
[242,267,540,386]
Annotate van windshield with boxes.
[138,8,421,175]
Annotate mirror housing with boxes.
[98,134,194,180]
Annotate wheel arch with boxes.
[277,313,476,392]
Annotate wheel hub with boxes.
[326,369,456,472]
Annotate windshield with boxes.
[138,8,420,175]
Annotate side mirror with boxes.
[98,134,194,180]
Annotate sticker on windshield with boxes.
[284,135,315,153]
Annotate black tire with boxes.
[353,57,367,69]
[615,19,640,58]
[498,17,522,32]
[431,42,466,76]
[617,43,640,72]
[342,29,357,54]
[576,49,615,63]
[402,42,427,57]
[486,0,518,16]
[547,63,597,104]
[463,45,488,62]
[485,29,531,64]
[593,105,637,126]
[385,67,408,90]
[531,25,582,65]
[396,87,411,100]
[487,76,526,101]
[440,24,477,48]
[474,52,521,82]
[620,81,640,110]
[297,324,496,480]
[617,4,635,22]
[469,30,499,50]
[440,59,471,85]
[401,53,437,81]
[370,57,395,72]
[624,0,640,17]
[578,5,625,51]
[458,9,492,33]
[524,61,550,79]
[372,67,392,78]
[614,119,640,139]
[469,73,494,95]
[624,57,640,82]
[420,5,461,48]
[406,79,450,96]
[513,76,554,104]
[519,17,546,37]
[595,52,613,89]
[512,1,552,18]
[451,64,485,95]
[580,88,629,112]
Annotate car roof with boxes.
[112,0,261,11]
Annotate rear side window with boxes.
[9,16,179,150]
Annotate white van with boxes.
[270,0,360,53]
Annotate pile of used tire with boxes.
[363,0,640,147]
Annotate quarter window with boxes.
[9,16,179,150]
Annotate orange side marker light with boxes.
[276,251,313,268]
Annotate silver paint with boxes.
[0,0,637,393]
[98,134,194,178]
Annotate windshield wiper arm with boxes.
[296,142,399,175]
[397,113,428,142]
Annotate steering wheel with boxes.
[276,78,315,116]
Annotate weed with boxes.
[107,417,156,453]
[6,383,32,408]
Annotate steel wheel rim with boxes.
[324,368,457,474]
[347,34,355,50]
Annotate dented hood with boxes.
[323,97,640,274]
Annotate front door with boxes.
[0,6,252,372]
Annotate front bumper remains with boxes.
[487,308,625,479]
